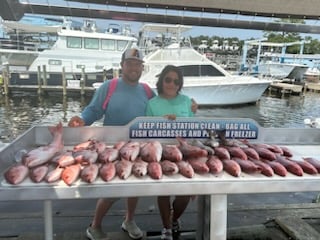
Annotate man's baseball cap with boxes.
[121,48,144,62]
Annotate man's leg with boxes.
[122,197,143,239]
[86,198,116,240]
[125,197,139,221]
[91,198,115,228]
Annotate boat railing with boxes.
[0,38,49,52]
[138,27,193,56]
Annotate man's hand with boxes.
[68,116,85,127]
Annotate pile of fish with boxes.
[4,124,320,186]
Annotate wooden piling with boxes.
[103,69,108,80]
[2,64,9,95]
[62,67,67,96]
[303,83,307,95]
[42,65,47,86]
[80,67,85,96]
[0,73,2,94]
[37,66,43,95]
[113,68,119,78]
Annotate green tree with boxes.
[262,18,320,54]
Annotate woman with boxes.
[146,65,194,119]
[146,65,194,240]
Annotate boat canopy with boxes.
[2,20,61,33]
[140,24,192,34]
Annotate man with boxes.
[68,48,154,240]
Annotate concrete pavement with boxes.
[1,192,320,239]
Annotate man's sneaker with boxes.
[121,220,143,239]
[161,228,173,240]
[86,226,108,240]
[172,219,180,233]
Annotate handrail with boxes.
[0,39,51,52]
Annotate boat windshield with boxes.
[179,65,225,77]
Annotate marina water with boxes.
[0,91,319,143]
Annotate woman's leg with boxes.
[158,196,171,228]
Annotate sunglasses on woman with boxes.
[164,77,180,85]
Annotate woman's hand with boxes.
[164,114,177,120]
[68,116,85,127]
[191,98,198,113]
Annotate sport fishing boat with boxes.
[4,17,138,87]
[241,39,310,83]
[257,61,309,83]
[137,24,272,106]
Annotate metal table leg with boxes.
[196,196,205,240]
[210,194,227,240]
[44,200,53,240]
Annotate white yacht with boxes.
[0,16,61,70]
[138,24,272,106]
[4,17,138,86]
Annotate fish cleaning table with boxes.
[1,117,320,240]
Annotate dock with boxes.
[268,81,320,96]
[305,82,320,92]
[1,199,320,240]
[0,64,102,97]
[268,82,304,95]
[6,84,96,97]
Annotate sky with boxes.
[19,0,320,41]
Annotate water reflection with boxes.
[0,94,90,142]
[197,92,320,129]
[0,92,319,143]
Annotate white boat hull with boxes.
[0,49,39,69]
[258,63,308,81]
[139,49,271,106]
[180,82,270,106]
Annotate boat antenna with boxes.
[164,5,169,24]
[65,0,73,18]
[87,3,91,19]
[179,7,184,25]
